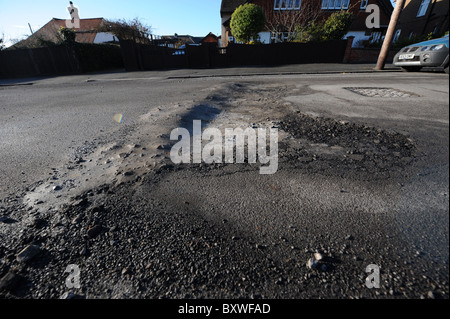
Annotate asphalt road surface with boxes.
[0,67,448,300]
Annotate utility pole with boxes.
[375,0,405,70]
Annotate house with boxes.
[153,33,218,48]
[153,34,204,48]
[393,0,449,42]
[201,32,220,45]
[11,2,119,50]
[11,18,118,49]
[220,0,393,47]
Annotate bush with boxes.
[230,4,266,44]
[59,27,76,43]
[321,11,354,41]
[99,18,151,44]
[294,11,353,43]
[294,21,323,43]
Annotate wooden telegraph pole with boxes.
[375,0,405,70]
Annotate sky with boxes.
[0,0,223,46]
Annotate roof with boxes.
[52,17,105,31]
[200,32,219,43]
[12,18,106,49]
[377,0,394,15]
[153,34,203,47]
[221,0,250,15]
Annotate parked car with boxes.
[393,34,449,74]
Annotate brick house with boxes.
[393,0,449,42]
[12,18,118,49]
[201,32,220,45]
[221,0,393,47]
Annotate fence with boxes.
[119,39,349,71]
[0,43,123,79]
[1,39,352,78]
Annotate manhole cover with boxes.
[344,87,419,98]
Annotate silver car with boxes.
[393,34,449,74]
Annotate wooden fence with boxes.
[0,43,123,78]
[119,39,349,71]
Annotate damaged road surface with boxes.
[0,71,448,299]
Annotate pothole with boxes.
[344,87,420,98]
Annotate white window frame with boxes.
[360,0,369,9]
[322,0,349,10]
[333,0,343,9]
[293,0,301,9]
[417,0,430,17]
[270,31,295,43]
[275,0,301,10]
[274,0,281,10]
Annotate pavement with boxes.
[0,65,448,300]
[0,63,401,86]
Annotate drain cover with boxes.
[345,87,419,98]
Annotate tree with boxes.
[0,38,5,51]
[295,10,354,43]
[321,11,354,41]
[263,1,322,43]
[230,4,266,44]
[99,18,152,44]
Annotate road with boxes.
[0,67,448,299]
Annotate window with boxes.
[433,25,439,35]
[274,0,301,10]
[322,0,349,10]
[370,31,382,43]
[393,29,401,42]
[334,0,342,9]
[274,0,281,9]
[417,0,430,17]
[271,32,295,43]
[360,0,369,9]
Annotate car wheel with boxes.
[401,66,422,72]
[445,64,449,74]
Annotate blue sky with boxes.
[0,0,223,46]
